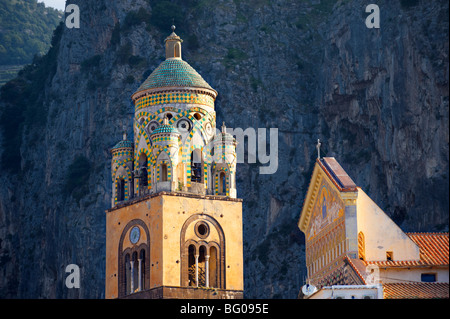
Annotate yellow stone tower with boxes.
[105,26,243,299]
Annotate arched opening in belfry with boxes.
[198,245,207,287]
[117,178,125,201]
[181,215,226,290]
[219,172,226,195]
[118,222,151,297]
[160,163,168,182]
[193,112,202,121]
[174,42,181,58]
[191,149,203,183]
[209,246,218,288]
[139,249,146,291]
[124,253,131,295]
[138,153,148,192]
[176,162,185,189]
[188,245,196,287]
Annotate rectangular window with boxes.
[421,273,436,282]
[386,251,393,261]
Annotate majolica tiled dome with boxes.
[112,140,133,150]
[134,59,215,95]
[151,124,179,135]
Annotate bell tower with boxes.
[105,27,243,299]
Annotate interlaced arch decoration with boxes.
[133,107,217,189]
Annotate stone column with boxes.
[138,258,142,291]
[195,254,199,287]
[130,260,135,294]
[205,255,210,288]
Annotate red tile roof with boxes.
[407,232,449,266]
[318,158,357,192]
[365,232,449,268]
[345,257,368,284]
[383,282,449,299]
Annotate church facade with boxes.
[105,27,243,299]
[298,155,449,299]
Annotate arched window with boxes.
[160,163,168,182]
[117,178,125,201]
[358,232,365,261]
[191,150,202,183]
[124,253,131,295]
[181,215,225,289]
[174,42,181,58]
[219,172,226,195]
[188,245,196,287]
[118,221,150,297]
[138,153,148,192]
[139,249,146,291]
[198,245,207,287]
[209,246,218,288]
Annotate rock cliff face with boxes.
[0,0,448,298]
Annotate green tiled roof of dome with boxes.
[134,59,215,94]
[112,140,133,149]
[151,124,179,135]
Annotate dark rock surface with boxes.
[0,0,448,298]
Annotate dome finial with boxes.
[122,124,127,140]
[222,121,226,133]
[164,24,182,59]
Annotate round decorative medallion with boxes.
[147,121,159,133]
[177,119,191,132]
[129,226,140,244]
[194,221,210,239]
[204,122,213,135]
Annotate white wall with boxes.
[380,267,449,284]
[356,188,420,262]
[307,285,382,299]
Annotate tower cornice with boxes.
[131,86,218,102]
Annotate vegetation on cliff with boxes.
[0,0,63,65]
[0,22,63,173]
